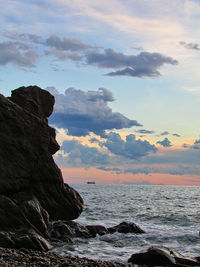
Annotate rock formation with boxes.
[0,86,83,250]
[128,246,200,266]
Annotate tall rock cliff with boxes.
[0,86,83,250]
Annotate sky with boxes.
[1,0,200,185]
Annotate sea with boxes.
[51,184,200,263]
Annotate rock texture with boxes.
[128,246,200,266]
[0,85,83,250]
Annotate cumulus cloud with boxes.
[87,87,114,102]
[86,49,178,77]
[0,40,38,68]
[157,137,172,147]
[103,132,157,159]
[48,87,141,137]
[180,41,200,51]
[136,129,155,134]
[57,140,110,167]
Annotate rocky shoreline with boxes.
[1,86,200,267]
[0,247,128,267]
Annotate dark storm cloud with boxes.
[157,137,172,147]
[0,40,38,68]
[86,49,178,77]
[136,129,155,134]
[103,132,157,159]
[180,41,200,51]
[48,87,142,137]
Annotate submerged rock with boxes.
[128,246,200,266]
[0,86,84,250]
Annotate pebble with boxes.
[0,247,129,266]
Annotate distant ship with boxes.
[87,181,96,184]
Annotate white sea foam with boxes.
[51,184,200,262]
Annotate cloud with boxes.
[182,139,200,150]
[45,49,83,62]
[136,129,155,134]
[160,131,180,137]
[98,164,200,176]
[45,34,94,52]
[180,41,200,51]
[103,132,157,159]
[43,34,98,61]
[117,165,200,176]
[172,133,181,137]
[3,32,43,44]
[191,139,200,150]
[160,131,170,136]
[86,49,178,77]
[57,140,110,167]
[87,87,114,102]
[48,87,142,137]
[3,32,95,63]
[2,32,178,77]
[0,40,38,68]
[157,137,172,147]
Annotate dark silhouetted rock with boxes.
[0,86,84,250]
[65,221,92,238]
[128,246,200,266]
[86,225,109,237]
[108,222,145,234]
[48,221,73,243]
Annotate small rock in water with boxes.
[108,222,145,234]
[128,246,200,266]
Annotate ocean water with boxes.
[51,184,200,263]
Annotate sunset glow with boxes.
[1,0,200,185]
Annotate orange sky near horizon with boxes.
[62,167,200,186]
